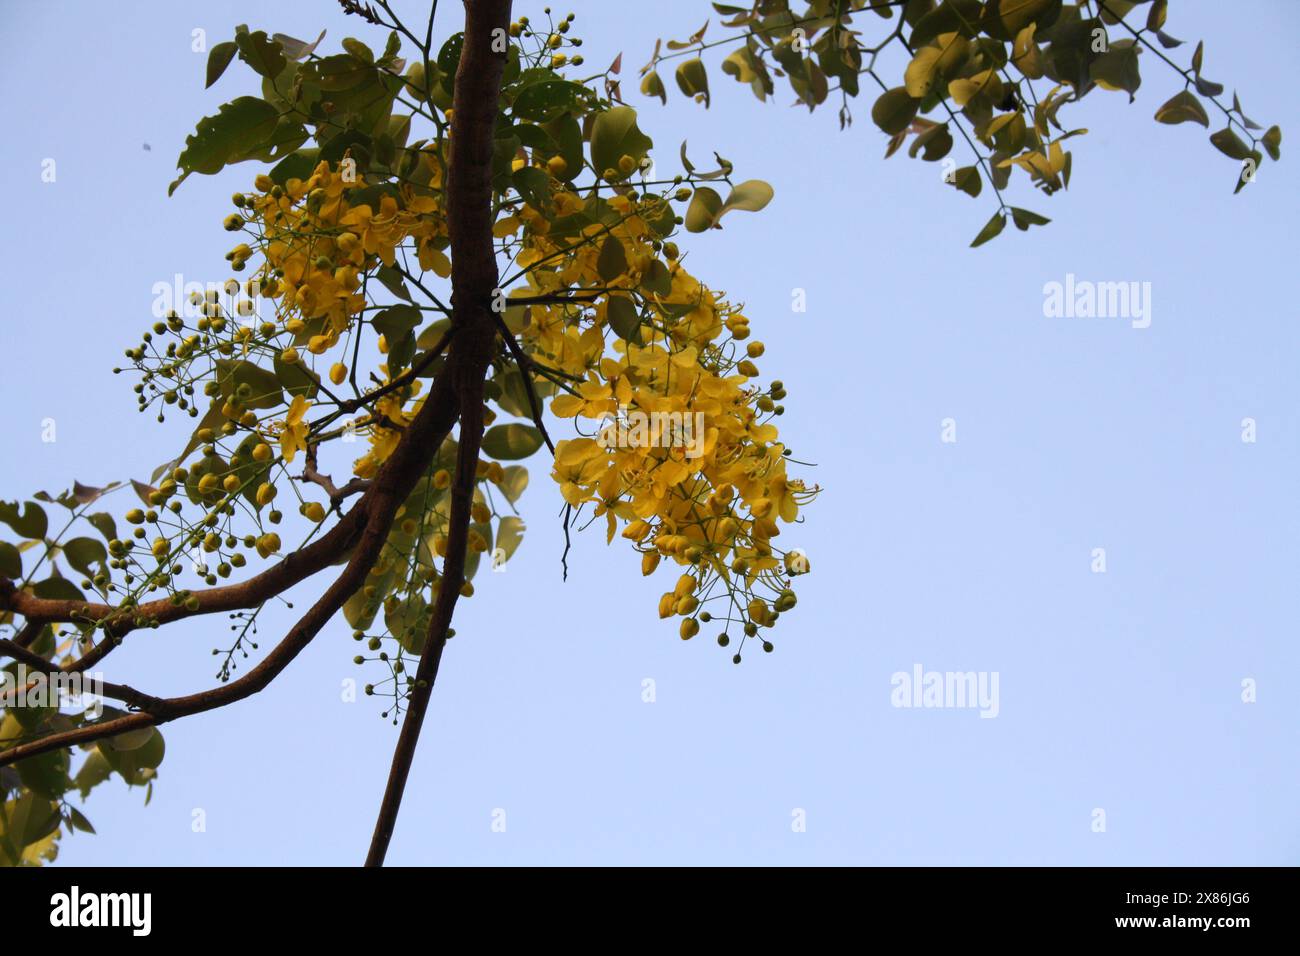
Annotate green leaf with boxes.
[3,793,60,851]
[273,351,321,399]
[205,41,238,88]
[1089,42,1141,100]
[416,317,452,350]
[1153,90,1208,127]
[97,727,165,786]
[513,80,588,122]
[169,97,280,195]
[436,32,464,83]
[498,466,529,505]
[904,48,941,99]
[62,537,107,578]
[310,52,374,92]
[32,575,84,602]
[1231,94,1263,132]
[983,0,1063,41]
[341,37,374,64]
[70,482,110,506]
[1009,206,1051,230]
[131,479,158,506]
[911,0,985,46]
[85,513,118,543]
[597,236,628,282]
[372,304,422,372]
[269,148,321,185]
[374,265,414,302]
[74,749,112,798]
[970,211,1007,247]
[1209,127,1252,161]
[1097,0,1138,24]
[103,721,156,753]
[513,122,555,151]
[684,186,724,232]
[273,29,326,62]
[589,106,654,181]
[909,124,954,161]
[512,166,552,211]
[641,70,667,104]
[214,359,284,410]
[606,295,643,343]
[0,541,21,579]
[17,750,70,800]
[720,179,774,215]
[949,165,982,197]
[637,193,670,238]
[871,87,919,136]
[66,807,96,834]
[175,400,226,466]
[235,30,286,80]
[684,181,772,232]
[0,501,47,541]
[641,259,672,296]
[675,58,710,107]
[371,304,422,341]
[1146,0,1168,31]
[228,434,274,506]
[492,367,540,418]
[481,424,545,461]
[1262,125,1282,161]
[496,516,526,562]
[544,113,584,183]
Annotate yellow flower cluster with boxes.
[511,186,817,651]
[231,157,450,479]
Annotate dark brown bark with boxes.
[364,0,513,867]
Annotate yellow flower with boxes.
[279,395,311,463]
[339,195,404,265]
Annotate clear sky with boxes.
[2,0,1296,865]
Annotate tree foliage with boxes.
[641,0,1281,242]
[0,0,1279,864]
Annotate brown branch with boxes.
[506,291,612,305]
[491,314,555,454]
[489,312,573,579]
[0,639,154,710]
[11,618,44,649]
[0,368,463,769]
[365,0,513,868]
[334,327,455,413]
[0,502,369,641]
[299,444,372,510]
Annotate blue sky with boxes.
[2,0,1296,865]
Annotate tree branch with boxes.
[365,0,513,868]
[0,366,464,769]
[299,443,372,510]
[0,503,369,641]
[0,639,155,710]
